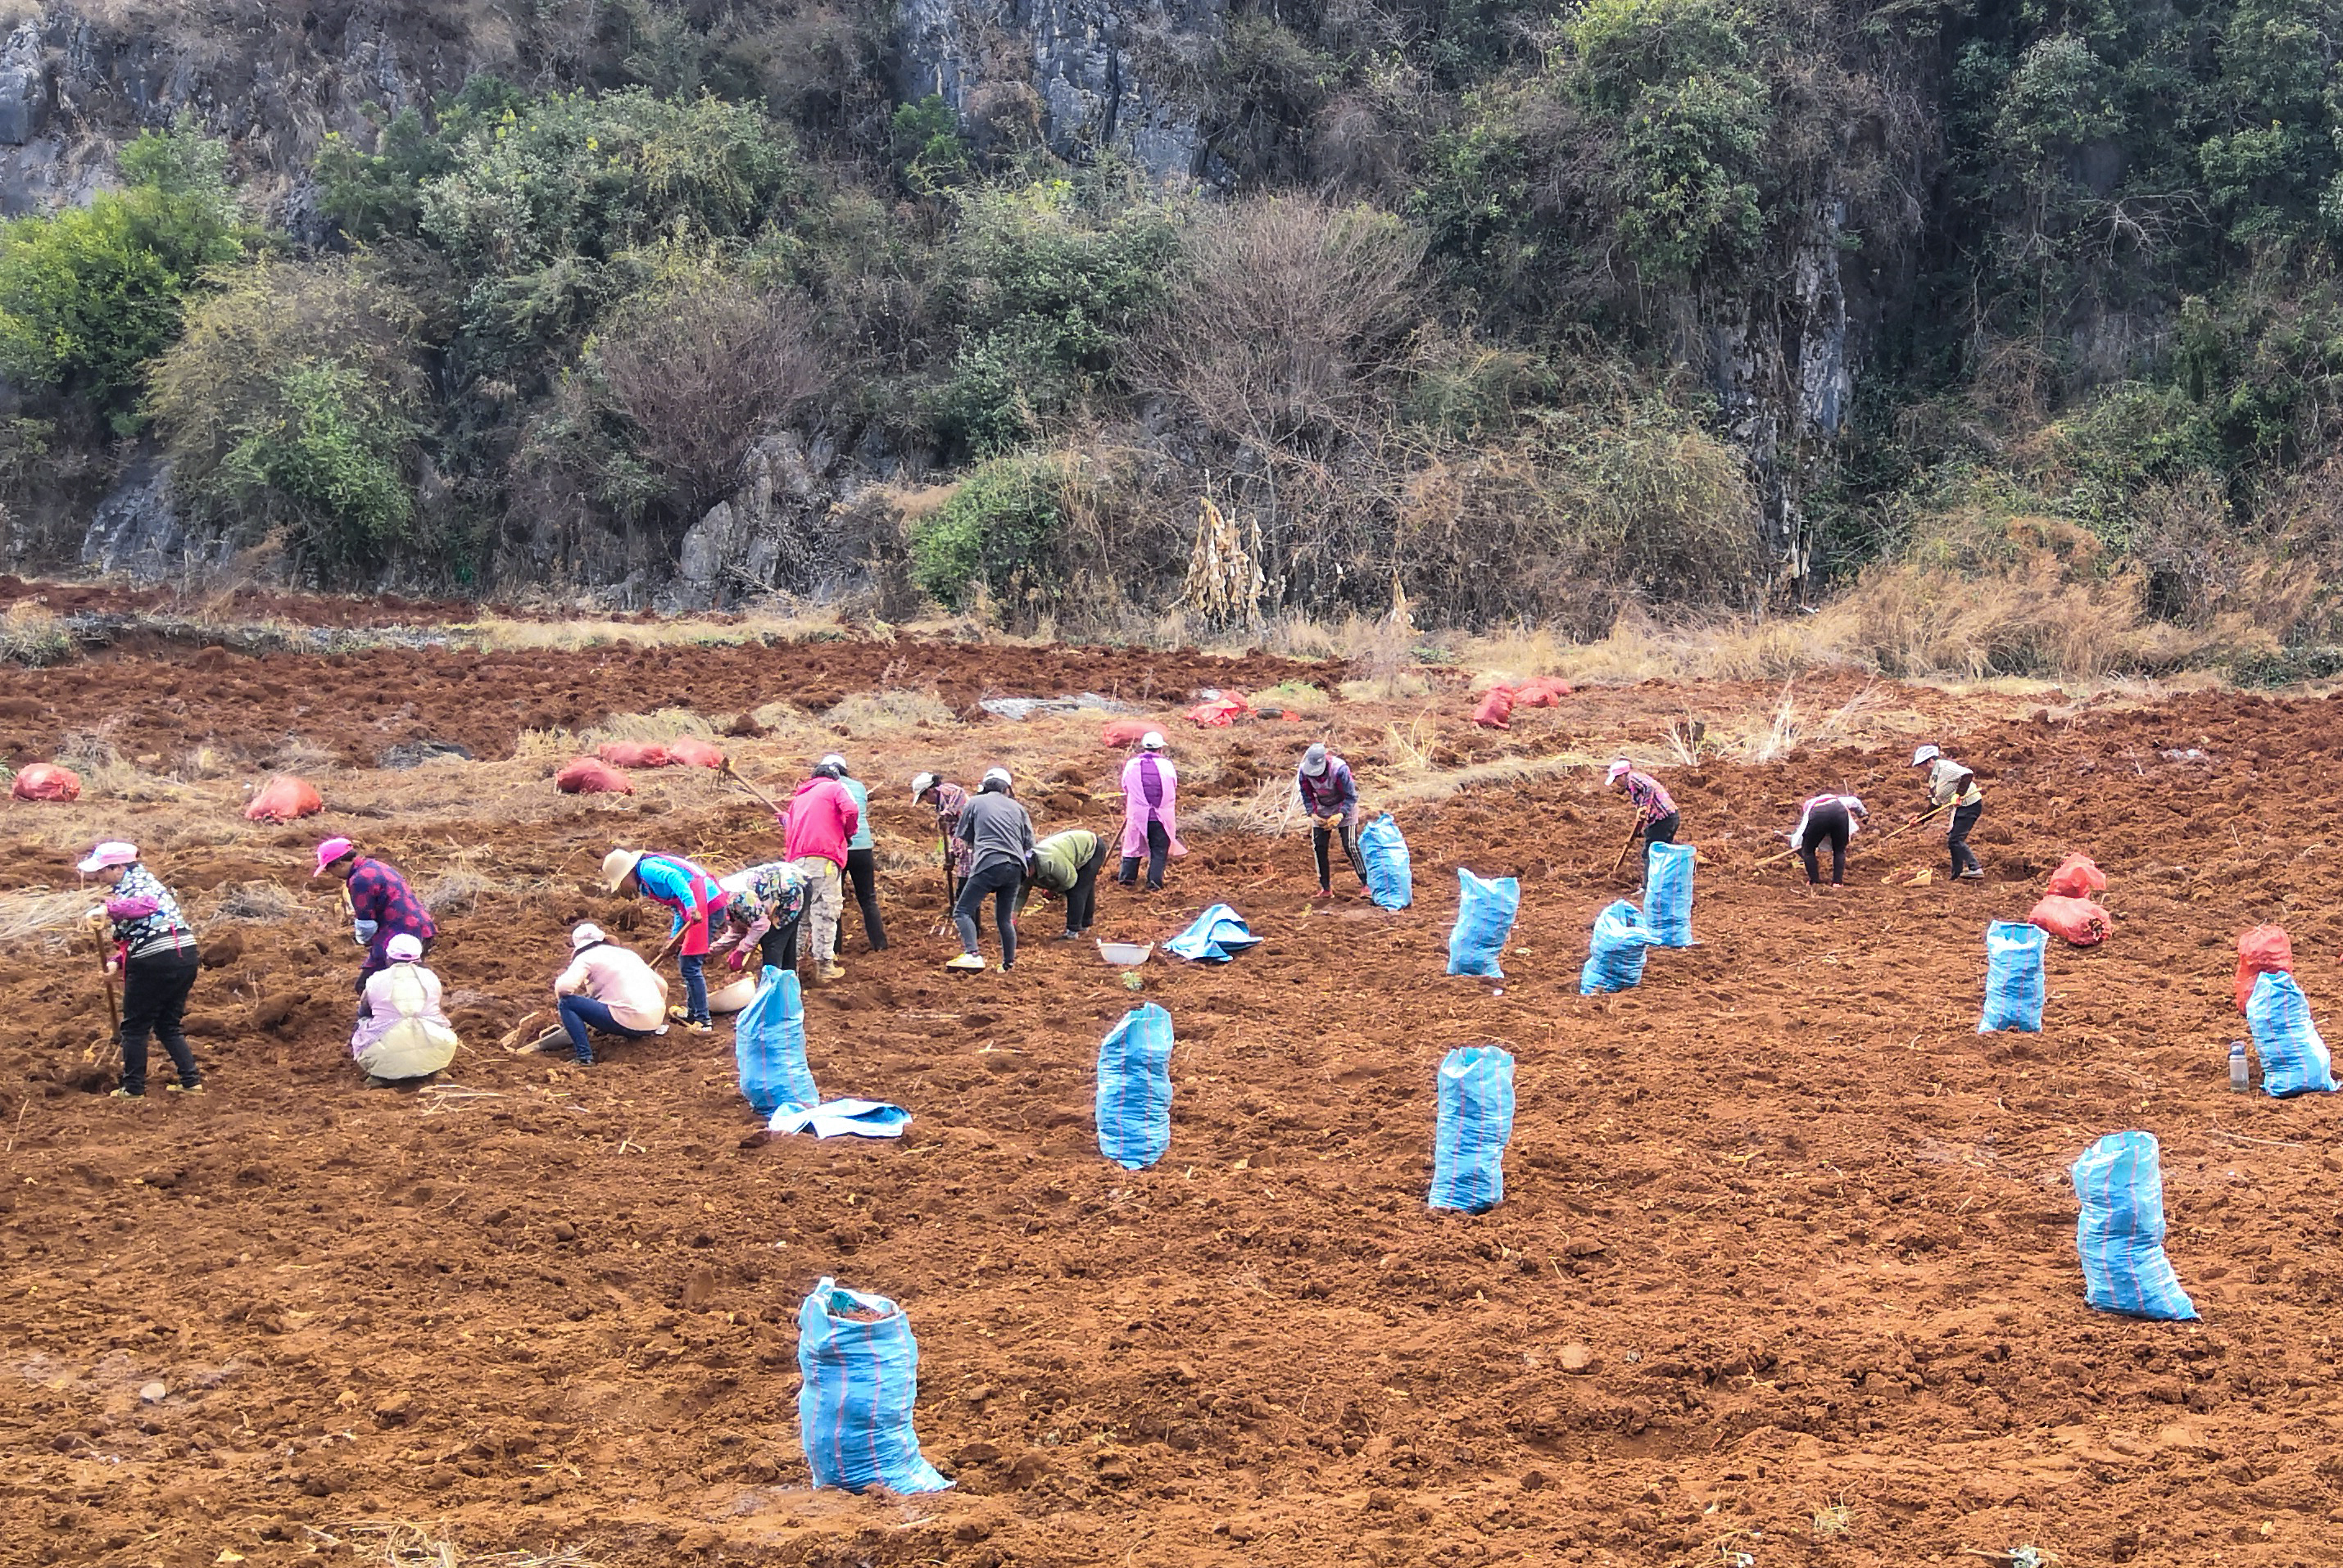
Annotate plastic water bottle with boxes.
[2229,1040,2250,1092]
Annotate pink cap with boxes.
[76,841,138,874]
[313,836,356,877]
[1605,759,1631,784]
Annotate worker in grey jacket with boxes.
[946,768,1036,972]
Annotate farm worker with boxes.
[1910,745,1985,880]
[600,850,728,1031]
[1787,793,1868,888]
[715,860,809,973]
[552,922,670,1067]
[348,933,458,1087]
[1025,828,1108,940]
[820,754,889,956]
[946,767,1036,972]
[1605,760,1679,868]
[1115,732,1185,891]
[314,837,436,999]
[80,841,202,1099]
[780,761,860,983]
[913,772,972,909]
[1298,743,1367,900]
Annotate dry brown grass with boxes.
[823,690,960,737]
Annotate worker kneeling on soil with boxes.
[552,922,669,1067]
[1910,745,1985,880]
[81,841,202,1099]
[349,933,459,1088]
[1297,743,1368,900]
[315,837,437,1002]
[1024,828,1108,940]
[601,849,728,1032]
[947,768,1036,972]
[715,861,809,973]
[1787,792,1868,887]
[1605,760,1679,874]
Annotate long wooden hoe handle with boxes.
[722,760,784,815]
[1609,823,1642,877]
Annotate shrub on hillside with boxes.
[909,455,1067,612]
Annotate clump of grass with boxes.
[1256,679,1330,713]
[580,708,717,746]
[0,602,73,666]
[1382,716,1437,773]
[1811,1498,1855,1536]
[336,1520,605,1568]
[213,881,301,922]
[423,871,487,917]
[1339,669,1432,700]
[268,736,340,773]
[0,888,97,944]
[1750,681,1799,763]
[825,689,958,736]
[514,728,576,768]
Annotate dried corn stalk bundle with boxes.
[1182,495,1265,630]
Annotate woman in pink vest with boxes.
[1116,732,1185,891]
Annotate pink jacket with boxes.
[1119,753,1187,861]
[782,777,860,867]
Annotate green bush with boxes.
[889,95,972,197]
[214,360,418,576]
[909,455,1066,610]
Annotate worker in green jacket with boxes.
[1021,828,1107,940]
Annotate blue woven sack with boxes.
[1643,841,1696,947]
[736,965,814,1115]
[1447,869,1520,977]
[796,1277,952,1493]
[1978,921,2046,1033]
[2070,1132,2196,1321]
[1579,900,1652,995]
[1165,903,1261,963]
[2247,970,2337,1097]
[1096,1003,1174,1170]
[1428,1046,1515,1213]
[1358,813,1412,909]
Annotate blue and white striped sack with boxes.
[1643,841,1696,947]
[1429,1046,1515,1213]
[1096,1003,1174,1170]
[796,1277,952,1493]
[1166,903,1261,963]
[2070,1131,2196,1321]
[1359,813,1412,909]
[1579,900,1652,995]
[1446,869,1520,977]
[1978,921,2046,1033]
[2247,970,2338,1098]
[736,965,816,1115]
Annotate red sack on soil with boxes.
[2028,895,2110,946]
[10,763,79,802]
[1101,718,1153,747]
[2237,925,2294,1013]
[556,758,635,795]
[243,774,324,823]
[667,736,726,769]
[2046,853,2106,899]
[1472,686,1516,729]
[596,741,673,769]
[1512,677,1574,709]
[1185,696,1250,727]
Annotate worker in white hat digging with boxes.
[80,841,202,1099]
[1910,744,1985,879]
[1785,792,1869,888]
[551,922,670,1066]
[946,767,1035,972]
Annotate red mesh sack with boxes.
[1472,687,1516,729]
[667,736,726,769]
[2046,853,2106,899]
[2237,926,2294,1013]
[1513,677,1574,709]
[243,774,324,823]
[1101,718,1153,747]
[1185,696,1249,727]
[557,758,635,795]
[2028,895,2110,946]
[11,763,79,801]
[596,741,673,769]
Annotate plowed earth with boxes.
[2,644,2341,1568]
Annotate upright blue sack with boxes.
[1166,903,1261,963]
[1579,900,1652,995]
[796,1277,953,1493]
[1358,813,1412,909]
[2247,970,2338,1097]
[1428,1046,1515,1213]
[735,965,815,1115]
[1096,1003,1175,1170]
[2070,1132,2196,1321]
[1447,868,1520,977]
[1643,841,1696,947]
[1978,921,2047,1033]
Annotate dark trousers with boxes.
[1798,802,1851,886]
[759,915,800,972]
[120,945,200,1095]
[1065,841,1108,934]
[1312,819,1366,889]
[954,859,1023,968]
[1947,800,1983,875]
[558,995,655,1066]
[841,846,887,952]
[1117,822,1170,890]
[1642,811,1681,877]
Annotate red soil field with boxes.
[2,646,2341,1568]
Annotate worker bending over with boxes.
[552,922,670,1066]
[315,837,436,1000]
[1911,745,1985,880]
[946,768,1035,972]
[1297,743,1367,900]
[1605,761,1679,871]
[716,861,808,973]
[1787,793,1868,887]
[913,772,972,911]
[1025,827,1107,940]
[602,850,728,1031]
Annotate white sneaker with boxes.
[945,954,985,972]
